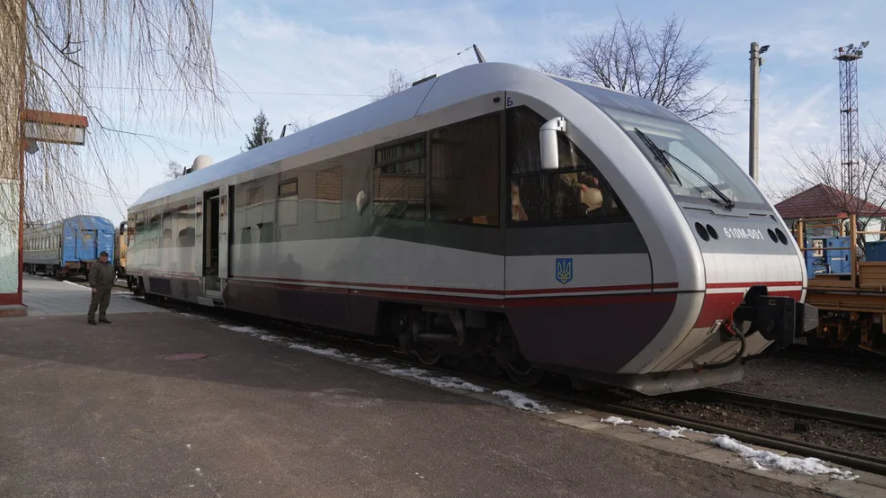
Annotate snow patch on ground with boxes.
[219,325,263,335]
[492,390,552,414]
[287,343,347,359]
[601,416,633,426]
[641,427,687,440]
[712,436,858,480]
[62,280,90,291]
[387,368,486,393]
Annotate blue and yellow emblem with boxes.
[555,258,573,285]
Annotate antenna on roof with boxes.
[473,44,486,63]
[280,124,287,139]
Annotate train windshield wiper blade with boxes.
[634,128,682,187]
[633,127,735,211]
[659,148,736,210]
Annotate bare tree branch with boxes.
[1,0,231,228]
[538,11,732,138]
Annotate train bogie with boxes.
[125,63,817,395]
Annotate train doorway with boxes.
[203,189,220,293]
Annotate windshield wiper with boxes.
[634,128,681,187]
[634,128,736,211]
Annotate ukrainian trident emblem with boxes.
[555,258,573,285]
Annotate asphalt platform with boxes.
[0,277,844,497]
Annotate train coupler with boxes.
[754,296,818,348]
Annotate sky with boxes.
[77,0,886,224]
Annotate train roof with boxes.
[131,62,683,210]
[25,215,115,233]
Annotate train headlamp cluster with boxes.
[695,222,788,245]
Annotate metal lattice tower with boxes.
[834,42,869,198]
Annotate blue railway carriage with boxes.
[24,215,115,279]
[126,62,818,395]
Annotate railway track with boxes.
[771,346,886,372]
[118,292,886,476]
[693,388,886,433]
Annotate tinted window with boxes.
[277,179,298,241]
[374,136,426,221]
[429,113,500,226]
[316,166,342,222]
[507,106,628,225]
[235,178,276,244]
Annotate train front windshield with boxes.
[554,77,768,210]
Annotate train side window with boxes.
[148,212,161,247]
[161,210,174,248]
[235,179,275,244]
[506,106,627,225]
[373,136,427,221]
[277,179,298,241]
[429,113,500,226]
[316,165,342,222]
[176,204,196,248]
[135,215,146,249]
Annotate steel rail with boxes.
[695,388,886,432]
[531,389,886,477]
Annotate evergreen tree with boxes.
[245,110,274,150]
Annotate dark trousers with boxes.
[88,287,112,320]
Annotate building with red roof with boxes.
[775,184,886,241]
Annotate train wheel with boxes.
[413,346,442,366]
[504,355,544,387]
[495,324,545,387]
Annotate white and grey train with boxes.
[126,62,817,395]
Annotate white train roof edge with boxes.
[130,62,679,210]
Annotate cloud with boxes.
[75,0,886,221]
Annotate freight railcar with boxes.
[24,215,115,279]
[125,62,817,395]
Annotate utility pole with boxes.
[748,42,769,184]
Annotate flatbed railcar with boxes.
[125,62,817,395]
[24,215,115,279]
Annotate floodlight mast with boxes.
[834,41,869,199]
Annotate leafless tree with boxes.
[372,69,409,102]
[1,0,231,230]
[165,160,185,180]
[538,10,730,136]
[780,121,886,234]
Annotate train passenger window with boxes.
[148,213,161,247]
[135,216,145,248]
[161,210,174,248]
[176,204,196,248]
[506,106,626,224]
[277,180,298,241]
[429,113,500,226]
[234,178,276,244]
[316,166,342,222]
[373,136,426,221]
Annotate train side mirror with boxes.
[540,117,567,170]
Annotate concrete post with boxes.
[749,42,760,184]
[0,0,27,316]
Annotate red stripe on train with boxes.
[693,289,803,329]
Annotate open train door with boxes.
[200,185,229,303]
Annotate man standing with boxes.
[87,251,115,325]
